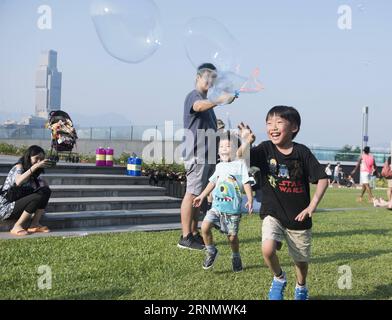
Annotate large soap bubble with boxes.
[184,17,240,72]
[90,0,162,64]
[207,71,246,105]
[208,68,264,105]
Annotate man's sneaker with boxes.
[294,286,309,300]
[177,234,204,251]
[232,256,243,272]
[193,232,205,247]
[202,249,219,270]
[268,272,287,300]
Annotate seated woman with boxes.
[373,197,392,210]
[0,145,52,236]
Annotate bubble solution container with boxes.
[96,147,106,167]
[127,156,142,176]
[106,147,114,167]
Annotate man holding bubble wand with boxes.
[178,63,237,250]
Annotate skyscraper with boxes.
[35,50,62,118]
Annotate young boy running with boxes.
[193,131,253,272]
[238,106,328,300]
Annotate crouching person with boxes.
[0,145,52,236]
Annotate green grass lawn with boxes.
[1,187,392,300]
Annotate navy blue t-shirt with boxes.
[183,90,217,163]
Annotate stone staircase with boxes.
[0,162,182,233]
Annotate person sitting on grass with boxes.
[193,131,253,272]
[0,145,52,236]
[373,197,392,210]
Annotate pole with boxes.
[361,106,369,151]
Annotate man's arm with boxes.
[192,100,217,113]
[193,94,236,113]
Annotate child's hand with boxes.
[294,206,315,222]
[245,200,253,215]
[193,196,204,208]
[238,122,256,144]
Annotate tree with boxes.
[335,145,361,162]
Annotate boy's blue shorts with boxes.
[204,208,241,236]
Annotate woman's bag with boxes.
[0,184,35,203]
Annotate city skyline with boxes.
[35,49,62,118]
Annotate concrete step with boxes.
[0,173,149,186]
[0,162,128,175]
[49,185,166,198]
[0,208,181,231]
[0,222,184,239]
[46,196,182,213]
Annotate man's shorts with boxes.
[204,208,241,236]
[360,172,371,185]
[388,179,392,188]
[185,162,215,195]
[262,215,311,263]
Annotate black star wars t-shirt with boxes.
[250,141,328,230]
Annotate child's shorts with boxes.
[261,215,311,263]
[204,208,241,236]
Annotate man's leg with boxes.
[191,205,201,235]
[181,192,198,238]
[178,186,204,250]
[193,164,215,238]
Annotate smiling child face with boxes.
[266,114,298,147]
[218,139,236,162]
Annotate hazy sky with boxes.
[0,0,391,148]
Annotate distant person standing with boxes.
[325,163,332,187]
[351,146,377,203]
[330,162,341,187]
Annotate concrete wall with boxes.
[1,138,183,161]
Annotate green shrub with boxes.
[0,142,186,173]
